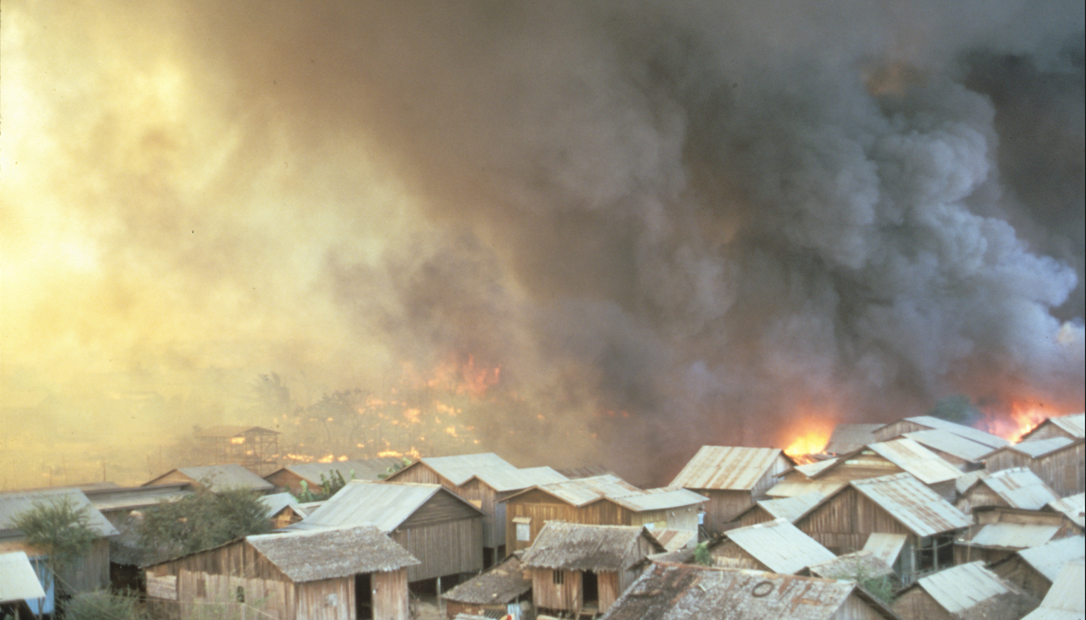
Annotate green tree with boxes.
[63,590,142,620]
[693,542,713,566]
[137,485,271,560]
[11,496,99,602]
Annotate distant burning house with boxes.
[668,446,792,533]
[193,426,280,474]
[873,416,1009,452]
[1018,413,1085,443]
[264,458,404,495]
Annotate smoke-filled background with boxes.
[2,1,1083,487]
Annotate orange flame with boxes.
[984,403,1054,442]
[782,414,835,463]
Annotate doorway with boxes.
[355,573,373,619]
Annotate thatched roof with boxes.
[521,523,663,572]
[807,550,896,581]
[247,525,419,581]
[441,553,531,605]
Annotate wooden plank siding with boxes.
[698,490,757,533]
[709,540,768,571]
[387,463,509,551]
[59,538,111,593]
[264,470,305,495]
[891,588,956,620]
[873,421,930,442]
[372,571,410,620]
[986,442,1085,497]
[990,557,1055,601]
[177,570,297,620]
[531,568,582,613]
[393,519,482,582]
[504,491,631,552]
[832,595,896,620]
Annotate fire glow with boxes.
[984,403,1055,443]
[782,415,835,463]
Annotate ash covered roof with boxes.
[904,561,1038,620]
[441,553,531,605]
[961,467,1060,510]
[520,523,663,571]
[851,473,971,537]
[807,550,896,581]
[721,518,836,575]
[247,525,418,581]
[600,563,899,620]
[669,446,788,491]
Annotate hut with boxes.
[708,517,836,574]
[296,481,484,584]
[600,562,902,620]
[193,426,280,474]
[440,553,532,620]
[955,467,1061,514]
[260,493,307,529]
[144,525,418,620]
[1019,413,1085,443]
[668,446,792,533]
[873,416,1008,451]
[765,459,846,498]
[1022,560,1084,620]
[983,437,1085,497]
[902,429,991,470]
[263,458,404,495]
[732,491,826,528]
[989,535,1085,601]
[383,453,567,564]
[892,561,1038,620]
[0,487,118,614]
[520,523,663,617]
[953,507,1069,566]
[823,423,883,456]
[794,473,971,584]
[143,464,275,494]
[501,475,705,552]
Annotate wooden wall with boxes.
[734,505,775,529]
[709,540,767,571]
[393,519,483,582]
[831,595,896,620]
[955,484,1006,514]
[873,421,929,442]
[296,578,353,620]
[530,568,581,612]
[986,442,1085,497]
[991,557,1054,601]
[372,570,410,620]
[892,588,955,620]
[504,491,631,551]
[176,569,299,620]
[700,490,755,533]
[794,487,914,554]
[384,463,448,488]
[598,571,621,613]
[459,478,504,549]
[265,470,307,495]
[60,538,111,593]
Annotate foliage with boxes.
[63,590,143,620]
[378,457,412,480]
[293,468,355,502]
[859,575,897,605]
[927,395,980,425]
[11,496,99,594]
[137,485,271,560]
[693,542,713,566]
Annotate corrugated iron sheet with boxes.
[0,551,46,603]
[284,458,404,483]
[867,438,962,485]
[975,468,1060,510]
[863,532,908,566]
[766,479,845,498]
[298,481,463,531]
[414,453,570,492]
[723,517,836,575]
[520,522,658,571]
[247,525,419,580]
[754,491,825,523]
[916,561,1019,615]
[650,529,696,553]
[823,423,883,455]
[957,470,989,495]
[796,458,839,477]
[0,488,118,538]
[1025,560,1085,619]
[905,429,993,462]
[902,416,1009,450]
[669,446,785,491]
[532,475,643,507]
[1050,414,1086,438]
[1017,536,1086,582]
[259,492,306,519]
[1047,493,1085,528]
[1001,437,1076,458]
[610,487,707,512]
[171,465,274,493]
[967,523,1060,549]
[851,473,971,537]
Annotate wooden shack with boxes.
[955,467,1060,514]
[1045,492,1085,532]
[297,481,484,583]
[520,523,663,617]
[902,429,991,470]
[793,473,971,584]
[668,446,792,533]
[143,464,275,495]
[731,491,825,528]
[953,507,1070,566]
[144,525,418,620]
[383,453,567,564]
[1019,413,1085,443]
[603,563,901,620]
[708,517,835,574]
[984,437,1085,497]
[873,416,1009,452]
[259,493,307,529]
[440,553,531,620]
[822,423,883,456]
[263,458,404,495]
[501,475,705,552]
[893,561,1038,620]
[989,535,1085,601]
[1023,560,1084,619]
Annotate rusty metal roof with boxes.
[899,416,1009,450]
[722,518,836,575]
[863,532,908,566]
[965,468,1060,510]
[965,523,1061,550]
[601,563,899,620]
[297,481,482,532]
[866,438,962,485]
[1016,536,1086,582]
[1024,560,1085,619]
[751,491,825,523]
[1046,493,1085,528]
[823,423,883,455]
[520,523,662,571]
[669,446,787,491]
[905,429,993,462]
[0,551,46,603]
[247,525,419,580]
[851,473,971,537]
[911,561,1036,620]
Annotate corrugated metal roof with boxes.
[610,487,707,512]
[0,488,118,538]
[148,465,274,493]
[1017,536,1086,582]
[1047,493,1085,528]
[441,553,531,604]
[905,429,993,462]
[851,473,971,537]
[259,492,306,519]
[669,446,786,491]
[795,458,839,477]
[650,529,696,553]
[601,563,897,620]
[247,525,417,580]
[753,491,825,523]
[971,468,1061,510]
[766,479,845,498]
[1050,414,1086,438]
[0,551,46,603]
[87,485,192,513]
[957,470,988,495]
[520,523,661,571]
[1024,560,1085,619]
[867,438,962,485]
[823,423,883,455]
[526,475,642,507]
[998,437,1077,459]
[722,518,836,574]
[863,533,908,566]
[808,550,895,580]
[397,453,570,492]
[282,458,404,483]
[901,416,1009,449]
[966,523,1060,549]
[298,481,478,531]
[916,561,1023,616]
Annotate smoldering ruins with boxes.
[1,1,1083,485]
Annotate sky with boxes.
[1,1,1083,487]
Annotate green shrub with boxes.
[63,591,142,620]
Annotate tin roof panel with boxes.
[867,438,962,485]
[724,518,836,574]
[851,473,971,537]
[0,551,46,603]
[669,446,786,491]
